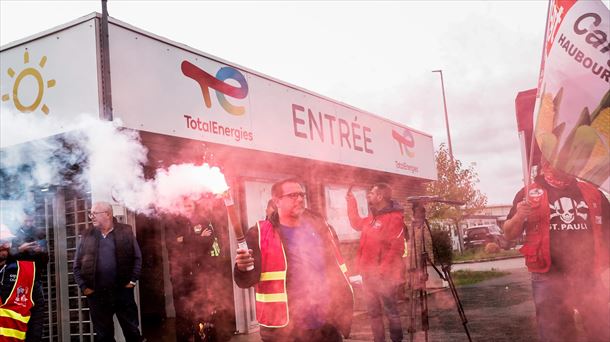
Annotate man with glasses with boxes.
[73,202,143,342]
[346,183,406,342]
[234,178,354,342]
[0,223,45,341]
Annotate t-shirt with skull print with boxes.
[508,177,610,276]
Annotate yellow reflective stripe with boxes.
[260,271,286,281]
[0,326,26,340]
[340,264,347,273]
[256,292,288,302]
[30,262,36,303]
[0,308,30,323]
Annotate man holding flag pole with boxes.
[505,1,610,341]
[504,156,609,341]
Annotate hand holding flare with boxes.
[222,189,254,271]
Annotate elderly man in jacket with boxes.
[73,202,143,342]
[346,183,405,342]
[234,178,353,342]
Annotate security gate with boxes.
[34,187,95,341]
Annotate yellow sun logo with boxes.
[2,51,56,115]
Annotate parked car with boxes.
[463,224,513,250]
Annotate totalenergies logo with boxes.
[392,128,415,158]
[2,51,56,115]
[181,61,248,116]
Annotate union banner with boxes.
[534,0,610,192]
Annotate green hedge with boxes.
[430,228,453,265]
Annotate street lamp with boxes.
[432,70,454,164]
[433,70,462,252]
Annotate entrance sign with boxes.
[107,20,436,181]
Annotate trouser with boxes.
[172,267,235,342]
[531,271,610,342]
[86,287,142,342]
[363,277,403,342]
[173,295,194,342]
[260,323,342,342]
[26,279,46,341]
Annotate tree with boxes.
[426,143,487,252]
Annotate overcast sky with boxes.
[1,0,555,205]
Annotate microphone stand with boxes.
[406,197,472,342]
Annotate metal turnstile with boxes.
[35,188,95,341]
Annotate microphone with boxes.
[406,196,465,206]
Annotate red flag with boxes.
[515,88,541,167]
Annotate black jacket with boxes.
[10,225,49,274]
[73,221,142,291]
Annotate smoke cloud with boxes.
[0,108,228,218]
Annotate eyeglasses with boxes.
[88,211,109,219]
[280,192,307,200]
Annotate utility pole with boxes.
[432,70,454,165]
[100,0,113,121]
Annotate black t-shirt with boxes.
[278,222,329,329]
[508,177,610,275]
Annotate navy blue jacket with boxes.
[73,221,142,291]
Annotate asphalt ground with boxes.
[346,266,537,342]
[232,264,539,342]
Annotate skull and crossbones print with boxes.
[549,197,588,224]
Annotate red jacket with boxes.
[347,198,406,284]
[520,180,608,274]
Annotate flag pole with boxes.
[526,0,553,195]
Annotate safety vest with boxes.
[254,220,350,328]
[0,261,36,341]
[520,181,607,273]
[210,237,221,257]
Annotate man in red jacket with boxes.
[346,183,405,342]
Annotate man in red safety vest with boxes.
[0,224,45,341]
[234,178,354,342]
[504,159,610,342]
